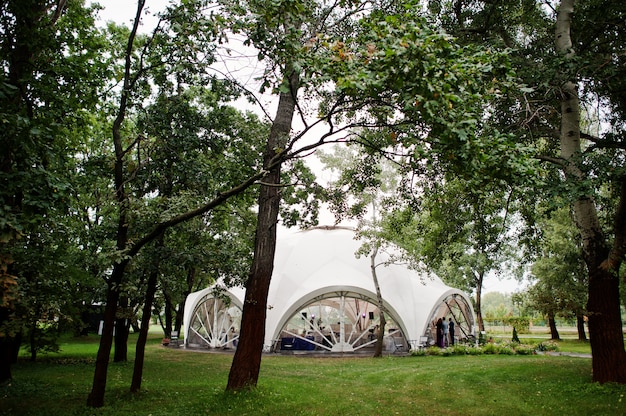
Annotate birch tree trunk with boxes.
[555,0,626,383]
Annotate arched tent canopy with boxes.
[183,227,475,352]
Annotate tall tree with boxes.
[126,83,265,392]
[425,0,626,382]
[86,0,271,406]
[383,178,522,332]
[318,143,403,357]
[553,0,626,382]
[222,0,517,389]
[0,0,108,383]
[529,206,588,340]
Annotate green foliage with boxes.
[508,316,530,334]
[22,324,60,358]
[527,206,588,322]
[514,343,536,355]
[381,175,524,334]
[537,340,560,352]
[482,342,499,355]
[412,339,542,356]
[0,0,109,240]
[424,346,443,356]
[280,159,323,229]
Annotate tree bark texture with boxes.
[130,267,159,393]
[548,314,560,340]
[576,313,587,341]
[86,262,126,407]
[114,297,130,362]
[226,70,299,391]
[370,246,386,358]
[475,272,485,332]
[555,0,626,383]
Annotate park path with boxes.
[538,351,591,358]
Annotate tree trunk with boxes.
[174,267,195,336]
[113,296,130,362]
[29,324,37,362]
[87,262,126,407]
[0,334,13,384]
[576,313,587,341]
[547,314,560,340]
[370,246,386,358]
[130,267,159,393]
[475,272,485,332]
[87,1,146,405]
[556,0,626,383]
[586,255,626,383]
[226,70,299,391]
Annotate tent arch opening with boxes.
[271,287,409,353]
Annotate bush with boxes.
[483,343,498,355]
[466,346,483,355]
[410,338,553,357]
[410,348,426,357]
[498,345,515,355]
[537,340,560,352]
[514,344,536,355]
[425,346,442,356]
[449,344,471,355]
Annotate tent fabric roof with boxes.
[184,227,475,351]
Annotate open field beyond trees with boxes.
[1,333,625,416]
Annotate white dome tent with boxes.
[183,227,475,353]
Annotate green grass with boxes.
[1,334,625,416]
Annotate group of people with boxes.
[435,317,455,348]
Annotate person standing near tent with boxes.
[436,318,444,347]
[442,316,449,347]
[449,318,455,346]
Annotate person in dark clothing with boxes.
[436,318,444,348]
[449,317,455,345]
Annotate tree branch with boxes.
[535,154,567,168]
[127,168,269,258]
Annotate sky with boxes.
[93,0,528,295]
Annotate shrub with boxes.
[498,345,515,355]
[483,343,498,355]
[449,344,471,355]
[514,344,536,355]
[537,340,560,352]
[466,346,483,355]
[411,339,553,357]
[425,346,442,356]
[410,348,426,357]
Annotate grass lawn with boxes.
[1,334,624,416]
